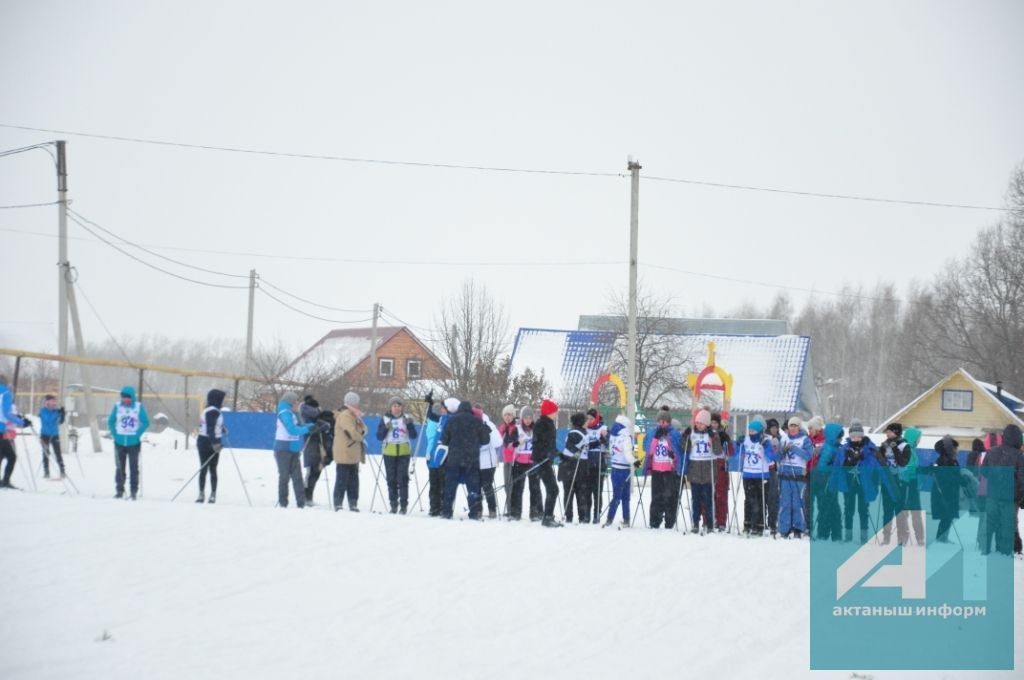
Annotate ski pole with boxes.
[224,438,252,507]
[368,451,387,512]
[563,455,583,523]
[171,451,217,501]
[631,469,648,528]
[15,432,38,492]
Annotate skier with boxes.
[812,422,845,542]
[603,414,636,528]
[531,399,562,527]
[107,385,150,500]
[777,416,813,538]
[440,401,489,520]
[558,412,590,523]
[875,422,914,544]
[477,407,503,519]
[376,397,418,514]
[644,409,683,529]
[682,409,721,534]
[332,392,367,511]
[710,412,732,531]
[299,395,329,504]
[195,388,226,504]
[836,420,884,543]
[506,406,535,521]
[0,374,30,489]
[899,427,926,546]
[499,404,517,515]
[423,391,452,517]
[931,435,961,543]
[274,390,316,509]
[763,418,782,536]
[805,416,824,536]
[980,424,1024,555]
[584,408,609,523]
[738,418,774,536]
[38,394,67,479]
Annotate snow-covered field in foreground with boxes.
[0,432,1020,680]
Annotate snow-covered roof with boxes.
[509,328,813,413]
[974,379,1024,413]
[877,368,1024,432]
[282,327,403,380]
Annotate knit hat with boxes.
[430,402,443,418]
[694,409,711,427]
[710,412,724,425]
[656,409,671,424]
[389,396,403,408]
[748,420,765,434]
[615,414,631,428]
[502,404,516,418]
[586,408,600,418]
[849,420,865,436]
[765,418,780,431]
[884,422,903,437]
[343,392,360,408]
[570,412,586,429]
[44,394,56,402]
[807,416,824,433]
[787,416,803,429]
[281,391,299,405]
[540,399,558,417]
[519,406,534,420]
[443,398,460,413]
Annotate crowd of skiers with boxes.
[2,371,1022,555]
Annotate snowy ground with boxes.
[0,429,1020,680]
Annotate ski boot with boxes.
[208,493,216,504]
[196,492,205,503]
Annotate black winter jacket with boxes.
[532,415,557,463]
[441,401,490,468]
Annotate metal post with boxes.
[184,375,190,450]
[626,158,641,425]
[367,302,380,407]
[232,378,240,411]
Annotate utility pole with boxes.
[245,269,256,375]
[56,141,69,432]
[626,157,641,425]
[367,303,380,406]
[66,277,102,452]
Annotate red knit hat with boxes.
[540,399,559,417]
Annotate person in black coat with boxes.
[531,399,562,527]
[196,389,226,503]
[930,435,961,543]
[440,401,490,519]
[980,424,1024,555]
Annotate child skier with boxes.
[558,412,590,523]
[644,409,683,529]
[584,408,609,523]
[478,408,503,519]
[531,399,562,527]
[812,423,845,541]
[0,374,29,489]
[423,391,451,517]
[683,409,721,534]
[710,412,731,531]
[38,394,66,479]
[777,416,813,538]
[506,406,535,521]
[107,385,150,500]
[499,404,517,515]
[376,397,418,514]
[195,388,226,503]
[274,390,316,509]
[603,414,636,528]
[738,418,774,536]
[875,422,914,544]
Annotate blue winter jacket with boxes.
[779,428,813,478]
[39,406,62,437]
[642,426,684,475]
[828,436,894,502]
[426,415,449,469]
[275,400,313,453]
[737,433,777,479]
[0,383,28,434]
[106,385,150,447]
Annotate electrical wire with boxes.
[258,287,373,324]
[0,142,54,159]
[0,200,62,209]
[0,123,623,178]
[68,208,248,279]
[3,124,1016,212]
[642,174,1015,212]
[258,278,371,313]
[66,213,248,290]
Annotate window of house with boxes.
[406,359,422,379]
[941,389,973,412]
[378,358,394,378]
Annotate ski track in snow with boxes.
[0,432,1020,680]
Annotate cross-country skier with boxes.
[738,418,775,536]
[195,388,226,503]
[710,412,732,531]
[531,399,562,527]
[584,408,609,523]
[603,414,635,528]
[376,396,418,514]
[274,390,316,509]
[477,407,503,519]
[0,374,30,489]
[108,385,150,500]
[777,416,813,538]
[332,392,366,511]
[558,412,590,523]
[38,394,66,479]
[644,409,683,529]
[682,409,721,534]
[506,406,535,520]
[440,400,489,520]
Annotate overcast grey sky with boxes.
[2,0,1022,359]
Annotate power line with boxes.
[642,262,911,305]
[0,200,62,210]
[66,213,249,290]
[0,123,623,178]
[1,223,620,267]
[643,174,1015,213]
[0,142,54,159]
[68,208,248,279]
[258,287,373,325]
[258,278,371,313]
[3,123,1015,212]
